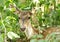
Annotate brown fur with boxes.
[42,27,60,39]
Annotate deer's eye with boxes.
[18,17,21,19]
[28,17,31,19]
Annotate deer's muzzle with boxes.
[20,27,26,31]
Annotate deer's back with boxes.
[42,27,60,39]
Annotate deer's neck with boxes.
[24,20,36,39]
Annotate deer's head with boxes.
[9,4,38,39]
[19,11,32,31]
[9,4,32,31]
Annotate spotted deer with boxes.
[9,4,60,40]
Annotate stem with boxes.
[1,14,7,42]
[4,26,7,42]
[54,0,56,11]
[2,0,7,42]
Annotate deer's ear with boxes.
[9,3,21,14]
[31,8,36,14]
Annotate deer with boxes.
[9,4,60,42]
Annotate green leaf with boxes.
[31,34,37,39]
[37,34,44,38]
[30,39,38,42]
[38,39,45,42]
[7,31,20,39]
[0,0,4,6]
[0,34,4,42]
[9,8,16,12]
[0,6,3,12]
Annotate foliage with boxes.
[0,0,60,42]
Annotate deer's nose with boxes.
[20,27,26,31]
